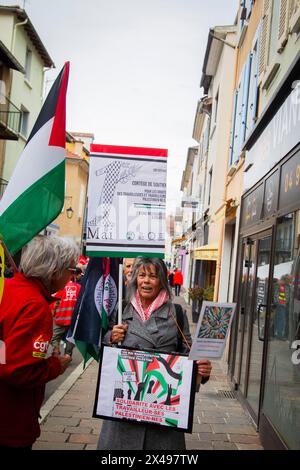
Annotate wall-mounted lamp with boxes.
[66,206,74,219]
[64,196,73,219]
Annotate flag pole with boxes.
[0,239,18,273]
[118,263,123,326]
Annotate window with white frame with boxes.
[20,107,29,137]
[25,48,32,82]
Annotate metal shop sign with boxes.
[241,183,264,229]
[244,85,300,192]
[279,150,300,211]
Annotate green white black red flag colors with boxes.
[67,257,120,366]
[0,62,70,255]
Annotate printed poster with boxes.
[86,144,168,258]
[189,302,236,360]
[93,346,196,433]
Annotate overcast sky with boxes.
[3,0,238,213]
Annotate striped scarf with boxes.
[131,289,169,322]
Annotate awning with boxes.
[0,40,25,73]
[193,244,219,261]
[171,236,186,245]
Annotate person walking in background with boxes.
[168,269,174,290]
[173,267,183,296]
[0,236,78,450]
[51,272,82,356]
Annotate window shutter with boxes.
[240,0,246,30]
[259,0,272,78]
[234,65,246,163]
[253,22,262,126]
[241,53,253,144]
[278,0,291,52]
[289,0,300,32]
[229,89,238,167]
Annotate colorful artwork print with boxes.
[114,350,183,427]
[94,346,195,432]
[198,306,233,339]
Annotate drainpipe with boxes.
[200,101,211,224]
[11,17,28,53]
[213,34,240,302]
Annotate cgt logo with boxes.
[0,340,6,364]
[33,335,49,358]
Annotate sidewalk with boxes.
[33,295,263,451]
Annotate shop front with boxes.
[229,56,300,450]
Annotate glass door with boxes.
[233,239,256,386]
[261,212,300,449]
[246,234,272,418]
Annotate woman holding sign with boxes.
[97,257,212,451]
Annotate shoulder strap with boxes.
[174,303,185,352]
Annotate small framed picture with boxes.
[189,302,236,360]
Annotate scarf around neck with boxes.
[131,289,169,322]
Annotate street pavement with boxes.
[44,348,82,402]
[33,295,264,450]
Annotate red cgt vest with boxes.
[53,281,81,326]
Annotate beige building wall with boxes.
[219,1,263,303]
[54,157,88,245]
[206,30,237,248]
[0,8,53,181]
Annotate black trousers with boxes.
[175,284,181,296]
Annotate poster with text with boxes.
[189,302,236,360]
[93,346,196,433]
[86,144,168,258]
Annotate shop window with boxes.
[262,210,300,449]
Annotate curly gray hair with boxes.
[20,235,79,288]
[127,257,171,301]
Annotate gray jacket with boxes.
[97,301,195,451]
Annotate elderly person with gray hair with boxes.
[98,257,212,451]
[0,235,79,450]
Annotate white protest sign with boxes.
[86,144,168,258]
[94,346,196,432]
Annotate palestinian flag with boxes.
[0,62,70,255]
[67,257,120,366]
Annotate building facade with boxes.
[228,0,300,450]
[0,5,54,182]
[53,132,92,247]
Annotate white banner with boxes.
[86,145,168,258]
[189,302,236,360]
[93,346,196,432]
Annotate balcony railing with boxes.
[0,94,21,140]
[0,178,8,199]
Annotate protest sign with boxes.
[93,346,196,433]
[86,144,168,258]
[189,302,236,360]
